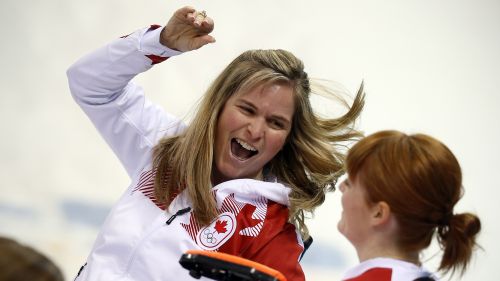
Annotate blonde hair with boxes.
[154,49,364,237]
[346,130,481,276]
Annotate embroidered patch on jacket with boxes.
[181,191,269,251]
[196,212,237,250]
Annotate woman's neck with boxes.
[357,239,420,266]
[211,170,264,186]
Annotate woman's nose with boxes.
[247,118,265,139]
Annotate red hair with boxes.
[346,130,481,276]
[0,236,64,281]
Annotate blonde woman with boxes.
[67,6,364,281]
[338,131,481,281]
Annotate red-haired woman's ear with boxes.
[372,201,391,226]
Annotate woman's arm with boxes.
[67,25,184,179]
[66,6,215,179]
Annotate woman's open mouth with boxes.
[231,138,258,161]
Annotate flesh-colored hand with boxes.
[160,6,215,52]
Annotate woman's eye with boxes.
[269,119,285,129]
[238,106,254,114]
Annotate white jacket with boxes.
[67,25,305,281]
[342,258,438,281]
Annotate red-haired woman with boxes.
[338,130,481,281]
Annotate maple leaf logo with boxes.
[214,220,228,234]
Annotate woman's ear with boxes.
[371,201,391,227]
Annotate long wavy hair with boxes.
[154,49,364,237]
[346,130,481,276]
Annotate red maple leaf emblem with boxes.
[214,220,228,234]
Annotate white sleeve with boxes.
[67,26,186,179]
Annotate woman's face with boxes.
[338,175,375,247]
[213,82,294,184]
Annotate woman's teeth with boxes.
[235,138,257,151]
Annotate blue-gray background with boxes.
[1,0,498,280]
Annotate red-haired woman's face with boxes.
[212,82,294,184]
[338,176,375,248]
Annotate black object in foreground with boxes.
[179,250,287,281]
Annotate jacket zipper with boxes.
[123,207,191,276]
[166,207,191,225]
